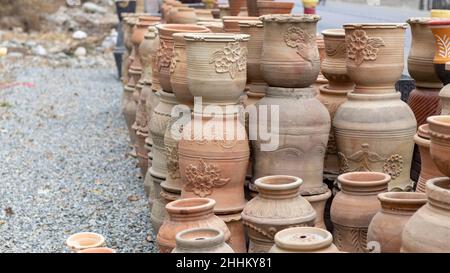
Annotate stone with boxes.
[82,2,107,14]
[72,30,87,40]
[32,45,47,56]
[74,47,87,57]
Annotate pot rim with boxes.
[427,115,450,135]
[418,124,430,140]
[377,192,427,205]
[256,1,294,8]
[176,7,195,12]
[343,23,408,29]
[156,24,210,35]
[407,17,432,24]
[426,177,450,205]
[166,197,216,214]
[321,28,345,37]
[338,172,391,188]
[175,227,225,249]
[428,19,450,26]
[222,16,259,22]
[138,15,161,22]
[78,247,116,253]
[66,232,106,250]
[184,33,250,42]
[238,20,263,28]
[260,14,320,23]
[255,175,303,191]
[274,227,333,251]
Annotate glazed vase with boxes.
[242,175,316,253]
[260,14,321,88]
[269,227,340,253]
[331,172,390,253]
[367,192,427,253]
[304,189,332,229]
[402,177,450,252]
[256,1,293,16]
[427,115,450,177]
[157,198,231,253]
[414,124,444,193]
[252,86,330,196]
[172,227,234,253]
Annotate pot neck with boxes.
[427,177,450,211]
[319,85,352,96]
[167,198,216,221]
[255,175,303,199]
[266,87,316,99]
[347,91,401,101]
[158,90,179,105]
[338,172,390,196]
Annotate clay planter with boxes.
[256,1,293,16]
[170,33,192,107]
[427,115,450,177]
[304,189,332,229]
[367,192,427,253]
[156,24,210,93]
[402,177,450,252]
[184,33,249,108]
[429,20,450,85]
[229,0,246,16]
[222,16,258,33]
[252,87,331,196]
[66,232,105,252]
[331,172,390,253]
[171,7,197,24]
[344,23,407,94]
[269,227,340,253]
[179,112,249,214]
[172,227,234,253]
[78,247,116,253]
[242,175,316,253]
[414,124,444,193]
[157,198,231,253]
[260,14,321,88]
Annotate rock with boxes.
[32,45,47,56]
[74,47,87,57]
[25,41,37,48]
[0,47,7,57]
[82,2,107,14]
[72,30,87,40]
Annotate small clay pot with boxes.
[66,232,105,252]
[172,228,234,253]
[78,247,116,253]
[222,16,258,33]
[269,227,340,253]
[427,115,450,177]
[256,1,293,16]
[367,192,427,253]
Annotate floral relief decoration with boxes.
[209,42,247,79]
[284,26,315,64]
[184,159,230,197]
[346,29,385,66]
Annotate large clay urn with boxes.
[156,24,210,93]
[260,14,321,88]
[222,16,258,33]
[157,198,231,253]
[402,177,450,252]
[316,29,354,176]
[331,172,390,253]
[252,86,331,196]
[241,175,316,253]
[256,1,293,16]
[367,192,427,253]
[414,124,444,193]
[172,228,235,253]
[269,227,340,253]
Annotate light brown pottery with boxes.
[218,213,247,253]
[246,0,258,16]
[252,86,331,196]
[157,198,231,253]
[331,172,390,253]
[269,227,340,253]
[256,1,293,16]
[241,175,316,253]
[304,189,332,229]
[414,124,444,193]
[222,16,258,33]
[197,21,225,33]
[78,247,116,253]
[172,227,234,253]
[427,115,450,177]
[229,0,246,16]
[184,33,249,108]
[401,177,450,252]
[195,9,214,21]
[171,7,197,24]
[66,232,105,252]
[260,14,321,88]
[170,33,192,107]
[344,23,407,94]
[156,24,210,93]
[367,192,427,253]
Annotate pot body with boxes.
[170,34,192,107]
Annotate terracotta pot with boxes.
[172,227,234,253]
[184,33,249,108]
[407,88,442,127]
[402,177,450,252]
[179,112,249,214]
[229,0,246,16]
[222,16,258,33]
[122,17,137,85]
[333,92,417,191]
[78,247,116,253]
[170,33,192,107]
[144,90,160,196]
[197,21,225,33]
[242,175,316,253]
[331,172,390,253]
[414,124,444,193]
[427,115,450,177]
[66,232,105,252]
[218,213,247,253]
[171,7,197,24]
[269,227,340,253]
[344,23,407,94]
[123,68,140,154]
[156,24,210,93]
[130,17,160,72]
[429,20,450,85]
[367,192,427,253]
[252,87,330,196]
[246,0,258,16]
[304,189,332,229]
[195,9,214,21]
[260,14,321,88]
[257,1,293,16]
[238,20,267,96]
[157,198,231,253]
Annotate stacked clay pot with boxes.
[172,228,235,253]
[242,175,316,253]
[331,172,390,253]
[367,192,426,253]
[269,227,340,253]
[316,29,354,177]
[333,23,416,191]
[256,1,294,16]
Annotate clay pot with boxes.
[331,172,390,253]
[130,17,160,72]
[429,20,450,85]
[344,23,407,94]
[222,16,258,33]
[229,0,246,16]
[144,90,160,196]
[197,21,225,33]
[427,115,450,177]
[171,7,197,24]
[242,175,316,253]
[219,213,247,253]
[333,92,417,191]
[66,232,105,252]
[195,9,214,21]
[246,0,258,16]
[402,177,450,252]
[269,227,340,253]
[172,227,234,253]
[156,24,210,93]
[157,198,231,253]
[184,33,249,108]
[78,247,116,253]
[179,112,249,214]
[257,1,293,16]
[414,124,444,193]
[170,33,192,107]
[304,189,332,229]
[440,81,450,115]
[367,192,427,253]
[252,87,331,196]
[260,14,321,88]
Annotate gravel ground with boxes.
[0,65,156,253]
